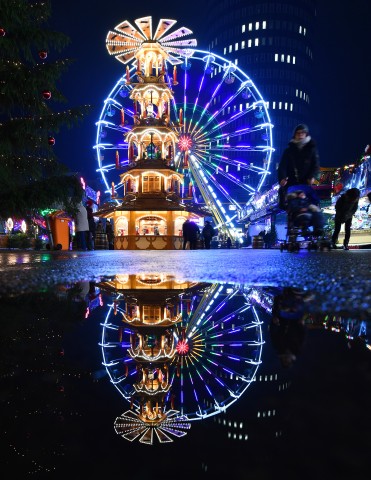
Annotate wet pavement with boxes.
[0,248,370,315]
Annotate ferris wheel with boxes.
[94,17,273,233]
[99,282,264,424]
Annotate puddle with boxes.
[1,274,370,476]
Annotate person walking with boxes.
[182,219,190,250]
[188,220,200,250]
[202,221,215,249]
[277,124,320,209]
[75,201,89,251]
[106,220,114,250]
[331,187,360,250]
[86,200,96,251]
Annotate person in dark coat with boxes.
[188,220,200,250]
[182,219,190,249]
[202,221,215,249]
[106,220,114,250]
[86,199,96,250]
[277,124,320,209]
[331,187,360,250]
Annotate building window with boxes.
[242,24,246,33]
[229,44,232,53]
[254,38,259,47]
[248,39,252,48]
[255,21,259,30]
[143,175,160,192]
[235,42,239,51]
[248,23,252,31]
[274,53,278,62]
[143,306,161,321]
[241,40,245,49]
[262,20,267,29]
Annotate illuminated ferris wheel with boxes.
[99,282,264,425]
[95,16,273,232]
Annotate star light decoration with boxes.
[105,15,197,65]
[176,339,189,354]
[178,134,193,152]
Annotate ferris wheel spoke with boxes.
[205,353,258,381]
[190,156,248,211]
[195,155,257,193]
[200,152,270,175]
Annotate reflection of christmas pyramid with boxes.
[99,277,264,445]
[114,409,191,444]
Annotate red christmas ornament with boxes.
[39,50,48,60]
[48,136,55,146]
[42,90,51,100]
[0,28,5,37]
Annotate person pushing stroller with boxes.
[277,123,320,210]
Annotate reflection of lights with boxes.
[176,340,189,354]
[116,275,129,285]
[21,220,27,233]
[137,274,165,285]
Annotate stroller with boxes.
[280,184,332,252]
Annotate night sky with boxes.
[49,1,371,189]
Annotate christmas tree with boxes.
[0,0,92,218]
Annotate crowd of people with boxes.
[74,200,114,251]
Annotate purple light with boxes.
[193,388,199,401]
[227,355,241,361]
[222,367,234,374]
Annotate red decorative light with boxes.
[39,50,48,60]
[176,340,189,354]
[48,136,55,146]
[0,28,5,37]
[178,135,192,152]
[42,90,51,100]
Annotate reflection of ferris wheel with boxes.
[94,16,273,231]
[99,282,264,421]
